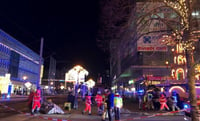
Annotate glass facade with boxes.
[0,29,43,95]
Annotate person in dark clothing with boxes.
[28,90,34,113]
[67,92,75,109]
[105,90,114,121]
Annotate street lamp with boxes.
[23,76,27,81]
[22,76,28,95]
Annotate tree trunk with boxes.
[186,49,199,121]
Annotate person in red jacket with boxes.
[82,92,92,115]
[31,89,41,114]
[95,91,103,115]
[159,94,169,111]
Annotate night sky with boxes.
[0,0,108,79]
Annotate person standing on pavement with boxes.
[95,91,103,115]
[28,89,34,112]
[159,94,169,111]
[137,90,143,110]
[31,89,41,114]
[171,91,180,111]
[82,92,92,115]
[105,89,114,121]
[147,92,154,110]
[67,91,75,110]
[114,92,123,121]
[102,89,109,121]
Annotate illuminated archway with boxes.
[176,68,185,80]
[169,86,186,98]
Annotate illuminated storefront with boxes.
[0,74,11,94]
[0,29,43,95]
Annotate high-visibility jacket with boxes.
[85,95,91,105]
[114,94,123,108]
[95,94,103,105]
[159,96,167,104]
[33,92,41,102]
[32,91,41,111]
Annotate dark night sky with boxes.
[0,0,108,79]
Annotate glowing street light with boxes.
[23,76,27,81]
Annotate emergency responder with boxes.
[95,91,103,115]
[82,92,92,115]
[114,92,123,121]
[31,89,41,114]
[159,94,169,111]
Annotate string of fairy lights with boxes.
[163,0,190,30]
[162,0,198,51]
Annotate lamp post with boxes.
[22,76,28,95]
[37,37,44,89]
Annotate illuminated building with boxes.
[171,44,187,80]
[101,1,200,95]
[109,2,174,91]
[0,29,43,95]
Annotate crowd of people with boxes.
[27,87,124,121]
[138,89,182,111]
[28,88,65,115]
[79,89,123,121]
[23,85,200,121]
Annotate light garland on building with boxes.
[163,0,190,30]
[163,0,198,51]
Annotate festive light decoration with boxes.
[169,86,186,93]
[176,68,185,80]
[164,0,189,30]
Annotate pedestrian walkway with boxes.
[0,95,185,121]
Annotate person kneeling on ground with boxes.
[40,99,64,114]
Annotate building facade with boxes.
[110,1,200,96]
[110,2,174,89]
[0,29,43,96]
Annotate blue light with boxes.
[184,104,190,109]
[7,84,12,99]
[138,90,144,93]
[6,94,10,99]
